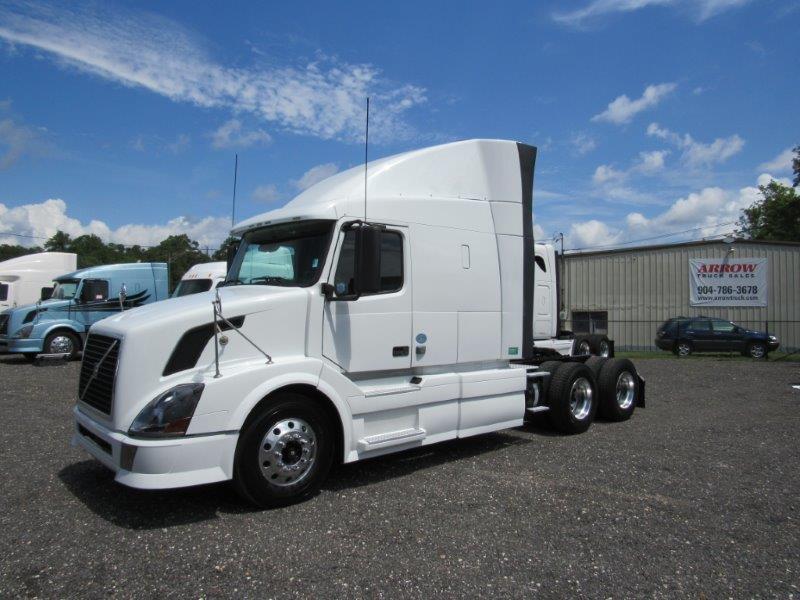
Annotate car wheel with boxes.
[44,331,79,360]
[233,393,334,508]
[674,341,692,357]
[748,342,767,359]
[597,358,639,422]
[546,362,598,435]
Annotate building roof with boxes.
[563,237,800,257]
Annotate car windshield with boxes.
[226,220,334,288]
[172,279,214,297]
[51,280,79,300]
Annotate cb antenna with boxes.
[231,153,239,227]
[364,97,369,223]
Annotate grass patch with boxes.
[617,350,800,362]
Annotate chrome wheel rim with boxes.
[49,335,73,354]
[677,343,690,356]
[258,418,316,487]
[750,345,765,358]
[578,340,591,355]
[569,377,593,420]
[616,371,636,410]
[599,340,610,357]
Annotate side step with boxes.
[358,427,426,451]
[526,406,549,414]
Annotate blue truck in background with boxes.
[0,262,168,361]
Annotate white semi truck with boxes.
[72,140,644,507]
[172,262,227,297]
[532,243,612,357]
[0,252,77,311]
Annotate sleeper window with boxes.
[334,229,404,296]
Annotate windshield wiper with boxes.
[248,276,289,286]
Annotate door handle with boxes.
[393,346,409,357]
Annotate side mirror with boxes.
[355,224,382,295]
[79,285,91,303]
[40,287,54,301]
[226,241,241,272]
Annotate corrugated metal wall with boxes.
[561,241,800,352]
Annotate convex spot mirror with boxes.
[226,240,241,272]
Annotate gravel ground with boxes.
[1,355,799,598]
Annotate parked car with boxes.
[655,316,779,358]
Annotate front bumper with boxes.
[767,340,780,351]
[72,406,238,490]
[654,338,673,351]
[0,336,44,354]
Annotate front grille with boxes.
[0,314,8,336]
[78,334,120,415]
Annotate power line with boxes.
[566,220,738,253]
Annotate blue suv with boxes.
[655,316,779,359]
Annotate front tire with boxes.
[748,342,767,359]
[546,362,598,435]
[43,330,79,360]
[233,393,334,508]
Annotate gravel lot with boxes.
[1,356,799,598]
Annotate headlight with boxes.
[769,335,777,341]
[128,383,205,438]
[13,324,33,338]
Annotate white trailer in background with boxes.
[73,139,644,508]
[172,262,227,297]
[532,243,612,357]
[0,252,77,311]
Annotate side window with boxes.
[712,320,736,332]
[333,229,404,296]
[82,279,109,302]
[689,320,711,331]
[534,255,547,273]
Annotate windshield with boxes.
[52,280,79,300]
[227,220,334,287]
[0,282,8,302]
[173,279,214,297]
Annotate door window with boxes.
[82,279,109,302]
[712,320,736,332]
[333,229,404,296]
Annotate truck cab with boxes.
[0,252,77,311]
[0,262,168,360]
[172,262,227,298]
[72,139,643,508]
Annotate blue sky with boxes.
[0,0,797,251]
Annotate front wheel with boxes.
[233,393,334,508]
[748,342,767,359]
[43,330,80,360]
[546,362,598,434]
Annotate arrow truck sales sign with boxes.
[689,258,768,307]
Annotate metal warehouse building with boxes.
[560,239,800,353]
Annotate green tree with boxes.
[0,244,42,262]
[144,234,210,290]
[211,236,240,262]
[738,181,800,241]
[70,234,126,268]
[793,145,799,187]
[44,231,72,252]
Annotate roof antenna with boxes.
[231,153,239,227]
[364,97,369,223]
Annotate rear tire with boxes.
[546,362,598,435]
[593,335,611,357]
[584,356,609,381]
[597,358,638,422]
[233,393,334,508]
[673,340,692,357]
[575,336,594,355]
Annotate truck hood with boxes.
[0,299,72,336]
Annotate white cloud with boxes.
[567,172,779,250]
[131,132,191,154]
[636,149,668,173]
[554,0,752,26]
[0,3,426,143]
[647,122,744,167]
[593,164,626,184]
[0,198,230,248]
[210,119,270,149]
[592,83,676,125]
[758,147,794,173]
[292,162,339,191]
[570,132,597,155]
[251,184,280,203]
[0,115,52,169]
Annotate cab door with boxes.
[322,226,411,373]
